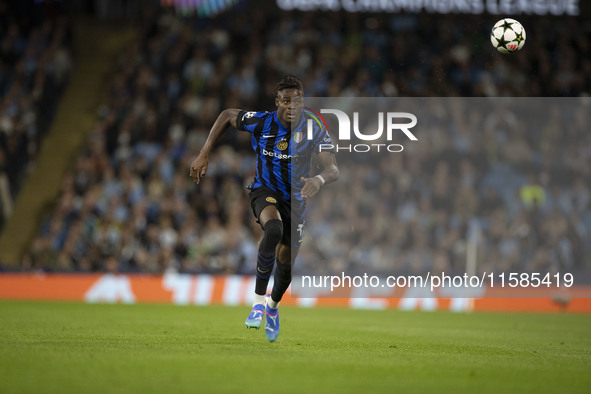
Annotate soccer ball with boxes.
[490,18,526,54]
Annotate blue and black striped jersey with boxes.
[236,109,333,204]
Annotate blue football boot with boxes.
[245,304,265,329]
[265,295,280,342]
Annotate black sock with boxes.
[255,219,283,295]
[270,258,292,303]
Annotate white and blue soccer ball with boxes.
[490,18,526,54]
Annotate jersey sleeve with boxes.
[236,111,268,134]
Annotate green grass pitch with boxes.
[0,301,589,394]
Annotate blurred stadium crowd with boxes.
[0,0,72,229]
[300,98,590,278]
[13,5,591,277]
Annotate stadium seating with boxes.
[0,1,72,230]
[21,7,590,277]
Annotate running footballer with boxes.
[190,75,339,342]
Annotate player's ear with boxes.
[275,97,279,107]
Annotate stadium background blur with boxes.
[0,0,590,284]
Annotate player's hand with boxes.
[190,154,208,184]
[300,176,322,199]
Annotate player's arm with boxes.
[301,152,339,199]
[190,108,241,184]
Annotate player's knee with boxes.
[277,248,292,267]
[276,259,292,274]
[263,219,283,245]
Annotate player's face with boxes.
[276,88,304,128]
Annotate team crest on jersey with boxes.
[292,131,304,143]
[276,138,288,151]
[266,197,277,203]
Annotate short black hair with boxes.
[274,74,303,98]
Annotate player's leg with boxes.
[269,243,297,306]
[264,207,303,341]
[255,205,283,297]
[245,203,283,329]
[269,206,304,306]
[264,243,297,342]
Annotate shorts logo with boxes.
[265,197,277,203]
[293,131,304,143]
[276,138,288,151]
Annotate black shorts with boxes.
[249,186,305,248]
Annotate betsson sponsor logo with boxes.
[262,148,295,160]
